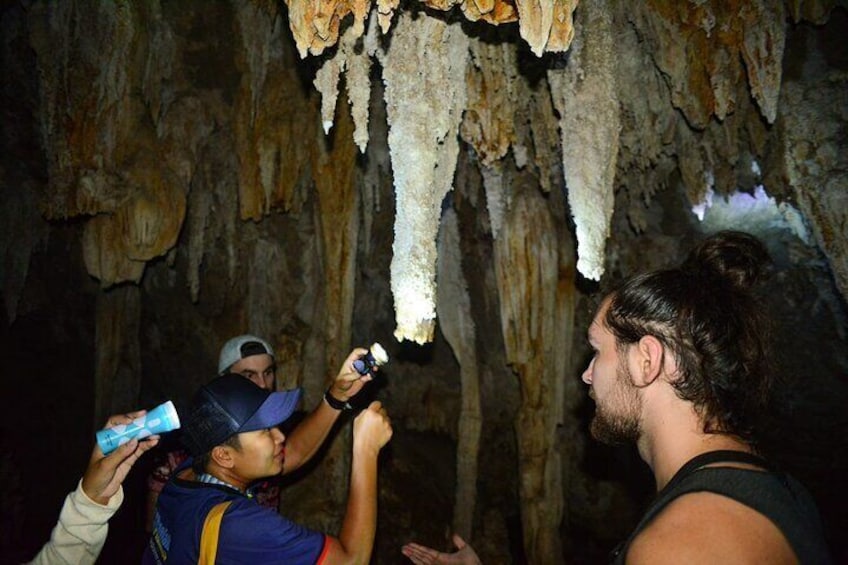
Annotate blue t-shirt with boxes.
[143,461,327,564]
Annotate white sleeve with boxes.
[25,479,124,565]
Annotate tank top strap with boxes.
[609,450,773,564]
[662,450,772,494]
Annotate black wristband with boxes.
[324,388,352,411]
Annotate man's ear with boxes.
[210,445,235,469]
[634,335,665,386]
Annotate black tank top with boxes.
[610,450,832,564]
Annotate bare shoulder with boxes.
[626,491,798,565]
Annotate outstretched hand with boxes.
[81,411,160,505]
[401,534,482,565]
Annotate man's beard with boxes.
[590,362,642,445]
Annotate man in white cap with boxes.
[146,335,374,527]
[215,335,373,472]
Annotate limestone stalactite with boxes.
[514,0,577,56]
[437,209,482,540]
[740,2,786,124]
[629,1,788,129]
[234,7,317,221]
[294,1,840,299]
[313,19,376,151]
[460,40,519,169]
[378,13,469,344]
[284,0,573,57]
[549,0,619,281]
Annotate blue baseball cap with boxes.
[183,374,301,456]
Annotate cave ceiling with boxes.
[4,0,847,340]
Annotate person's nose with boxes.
[272,427,285,444]
[581,358,594,385]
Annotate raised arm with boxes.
[321,400,392,564]
[28,411,159,565]
[282,348,373,473]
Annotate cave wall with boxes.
[1,1,847,563]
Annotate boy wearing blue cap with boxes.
[146,338,374,527]
[144,354,392,563]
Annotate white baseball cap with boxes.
[217,334,275,375]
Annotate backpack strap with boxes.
[198,500,233,565]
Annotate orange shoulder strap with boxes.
[198,500,233,565]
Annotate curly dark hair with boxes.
[604,231,773,442]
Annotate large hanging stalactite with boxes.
[234,2,315,221]
[549,0,620,281]
[378,12,469,344]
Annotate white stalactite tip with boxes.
[393,319,436,345]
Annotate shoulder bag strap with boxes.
[198,500,233,565]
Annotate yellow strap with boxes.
[198,500,233,565]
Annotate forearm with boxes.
[337,447,379,564]
[282,400,341,473]
[27,480,123,565]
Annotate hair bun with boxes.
[683,231,772,290]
